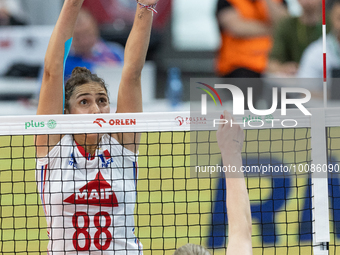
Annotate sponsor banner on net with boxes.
[22,117,137,133]
[3,112,187,135]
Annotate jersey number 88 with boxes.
[72,211,112,251]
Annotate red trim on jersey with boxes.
[103,150,111,160]
[75,141,96,160]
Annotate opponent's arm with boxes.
[36,0,84,157]
[216,111,253,255]
[115,0,158,152]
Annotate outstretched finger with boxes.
[217,113,225,132]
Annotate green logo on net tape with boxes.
[47,119,57,129]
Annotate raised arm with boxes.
[36,0,84,157]
[115,1,158,153]
[116,0,158,114]
[37,0,84,115]
[216,111,253,255]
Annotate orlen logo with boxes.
[94,118,106,127]
[94,118,136,127]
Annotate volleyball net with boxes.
[0,109,337,254]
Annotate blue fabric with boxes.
[64,56,94,80]
[63,38,73,113]
[63,40,124,81]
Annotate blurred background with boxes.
[0,0,337,115]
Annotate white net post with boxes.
[311,108,330,255]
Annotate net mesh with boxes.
[0,123,321,255]
[328,127,340,255]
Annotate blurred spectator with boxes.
[215,0,287,108]
[298,0,340,78]
[215,0,287,78]
[0,0,26,25]
[295,0,340,101]
[268,0,327,76]
[64,8,124,79]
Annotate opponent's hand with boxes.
[216,110,244,156]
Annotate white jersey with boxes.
[36,134,142,255]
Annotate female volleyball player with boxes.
[35,0,158,253]
[174,111,253,255]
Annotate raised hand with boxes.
[216,110,244,156]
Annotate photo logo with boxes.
[193,80,313,129]
[200,84,311,116]
[196,82,222,115]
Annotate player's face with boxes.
[67,83,110,115]
[331,4,340,38]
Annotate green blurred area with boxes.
[0,135,48,254]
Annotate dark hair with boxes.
[64,67,108,112]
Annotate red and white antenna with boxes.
[323,0,327,108]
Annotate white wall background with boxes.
[20,0,63,25]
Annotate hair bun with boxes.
[71,67,92,76]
